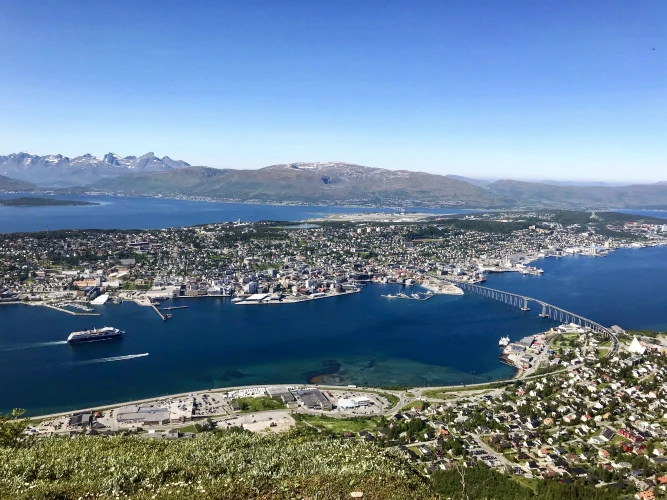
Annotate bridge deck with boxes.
[442,278,619,356]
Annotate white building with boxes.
[628,336,647,355]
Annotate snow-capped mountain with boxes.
[0,152,190,187]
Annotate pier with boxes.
[42,303,101,317]
[381,293,435,301]
[151,304,167,320]
[444,279,619,356]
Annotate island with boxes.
[0,197,99,207]
[2,209,667,499]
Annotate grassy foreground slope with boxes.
[0,430,432,500]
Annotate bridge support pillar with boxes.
[520,298,530,311]
[539,304,548,317]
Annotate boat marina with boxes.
[381,291,435,301]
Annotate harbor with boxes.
[1,241,666,415]
[233,288,361,305]
[381,291,435,301]
[45,303,101,317]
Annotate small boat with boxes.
[498,336,510,347]
[231,297,243,303]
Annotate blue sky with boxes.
[0,1,665,181]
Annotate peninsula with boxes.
[2,209,667,500]
[0,197,99,207]
[1,209,665,308]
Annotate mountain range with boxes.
[90,162,505,207]
[0,152,189,187]
[0,174,36,192]
[1,152,667,209]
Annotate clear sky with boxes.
[0,1,665,182]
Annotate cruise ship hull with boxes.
[67,333,123,343]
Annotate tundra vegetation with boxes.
[0,408,633,499]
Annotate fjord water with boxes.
[0,194,474,233]
[1,247,667,415]
[485,246,667,333]
[1,287,523,415]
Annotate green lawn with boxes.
[380,392,400,407]
[511,475,540,492]
[295,414,382,434]
[597,347,611,358]
[231,396,285,413]
[422,390,457,399]
[178,424,199,433]
[425,381,509,394]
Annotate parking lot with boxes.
[323,390,389,415]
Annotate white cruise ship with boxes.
[67,327,124,343]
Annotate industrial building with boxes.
[296,389,333,411]
[68,412,92,427]
[267,387,297,407]
[337,396,374,410]
[115,405,171,425]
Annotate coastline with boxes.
[234,288,361,305]
[2,240,664,417]
[28,376,525,421]
[0,190,478,211]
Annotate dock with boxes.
[381,293,434,301]
[42,303,101,316]
[151,304,167,320]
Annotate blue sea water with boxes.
[1,247,666,416]
[1,195,665,235]
[0,194,474,233]
[618,210,667,220]
[1,196,666,415]
[0,285,525,415]
[485,246,667,332]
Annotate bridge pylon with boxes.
[538,304,549,318]
[520,298,530,311]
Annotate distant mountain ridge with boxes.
[0,152,190,187]
[0,174,36,192]
[2,152,667,209]
[90,162,506,207]
[445,175,493,188]
[486,179,667,209]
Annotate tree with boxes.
[0,408,30,448]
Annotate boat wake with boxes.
[65,353,149,366]
[0,341,68,352]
